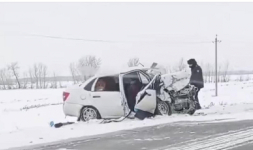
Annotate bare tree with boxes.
[218,64,222,83]
[204,63,212,83]
[0,68,13,89]
[157,65,168,74]
[0,69,7,90]
[8,62,21,89]
[30,63,48,89]
[28,68,34,89]
[5,69,13,89]
[69,62,80,84]
[173,58,187,72]
[59,81,64,88]
[37,64,43,88]
[221,61,230,82]
[41,64,48,88]
[128,57,140,67]
[33,64,39,88]
[165,65,173,73]
[22,72,29,89]
[77,55,101,81]
[50,72,58,88]
[237,75,244,82]
[245,75,251,81]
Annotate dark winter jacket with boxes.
[190,65,204,89]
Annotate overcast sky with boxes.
[1,2,253,76]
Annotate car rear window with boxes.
[84,78,96,91]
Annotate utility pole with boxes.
[212,35,221,96]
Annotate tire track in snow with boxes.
[154,126,253,150]
[222,140,253,150]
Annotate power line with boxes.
[23,34,212,44]
[21,33,122,43]
[1,32,217,45]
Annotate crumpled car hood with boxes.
[161,70,191,92]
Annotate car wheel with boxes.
[80,106,101,122]
[156,99,172,116]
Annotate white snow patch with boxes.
[1,81,253,149]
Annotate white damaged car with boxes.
[63,66,195,122]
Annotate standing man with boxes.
[187,59,204,110]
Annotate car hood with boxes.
[161,70,191,91]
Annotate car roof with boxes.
[119,66,150,73]
[95,66,150,77]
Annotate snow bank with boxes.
[0,89,67,134]
[200,81,253,107]
[1,81,253,149]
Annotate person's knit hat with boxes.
[187,59,197,66]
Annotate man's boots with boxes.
[195,101,202,110]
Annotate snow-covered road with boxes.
[11,119,253,150]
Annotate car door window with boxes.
[123,71,142,93]
[139,72,149,84]
[94,76,119,92]
[123,71,141,83]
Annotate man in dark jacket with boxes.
[187,59,204,110]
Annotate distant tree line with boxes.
[0,55,252,90]
[127,57,253,83]
[0,62,64,90]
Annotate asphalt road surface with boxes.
[13,119,253,150]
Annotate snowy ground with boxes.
[1,81,253,149]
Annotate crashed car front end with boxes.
[144,67,192,100]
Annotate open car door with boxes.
[135,74,159,114]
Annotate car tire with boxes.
[155,98,172,116]
[80,106,101,122]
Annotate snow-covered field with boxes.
[1,81,253,150]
